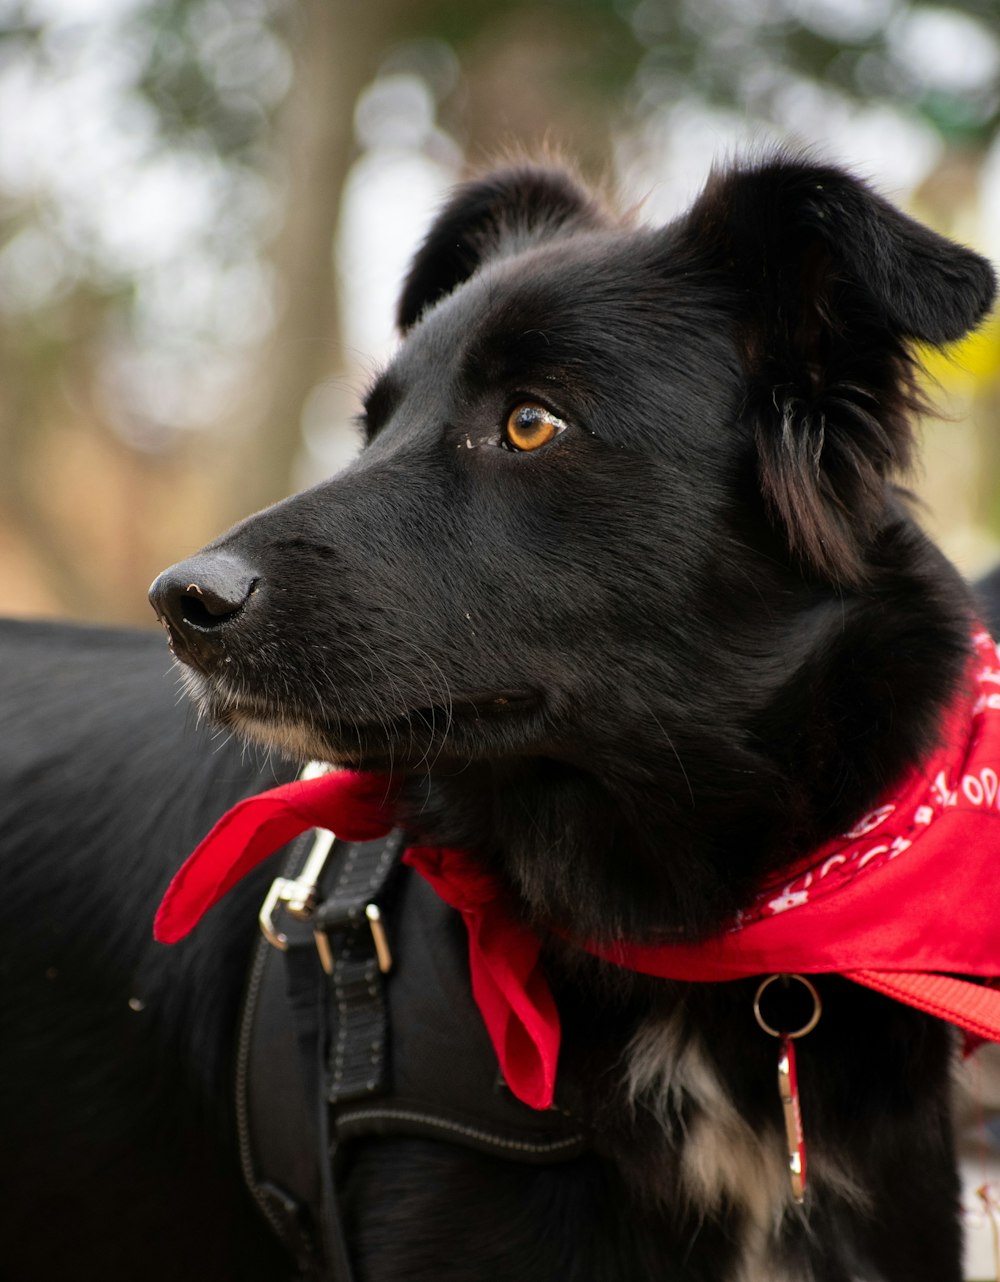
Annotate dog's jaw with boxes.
[176,664,336,762]
[179,658,549,771]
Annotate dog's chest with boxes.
[624,1010,867,1282]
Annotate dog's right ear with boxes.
[397,167,608,332]
[675,156,997,584]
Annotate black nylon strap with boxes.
[273,938,359,1282]
[313,833,404,1104]
[237,833,326,1279]
[284,831,403,1279]
[238,830,402,1282]
[312,956,357,1282]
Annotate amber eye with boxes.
[504,403,566,452]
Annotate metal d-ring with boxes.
[259,827,337,950]
[753,973,823,1040]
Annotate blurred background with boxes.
[0,0,999,626]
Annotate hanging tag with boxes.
[754,974,822,1205]
[777,1034,807,1202]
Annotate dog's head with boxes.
[151,155,995,940]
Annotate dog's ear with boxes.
[679,157,997,584]
[397,167,609,332]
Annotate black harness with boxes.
[236,829,588,1280]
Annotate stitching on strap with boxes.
[334,1107,585,1154]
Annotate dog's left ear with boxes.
[679,157,997,583]
[397,166,609,332]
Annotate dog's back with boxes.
[0,619,291,1279]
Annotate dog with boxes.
[1,152,998,1281]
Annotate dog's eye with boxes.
[504,404,566,452]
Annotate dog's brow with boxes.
[362,373,401,433]
[460,326,565,392]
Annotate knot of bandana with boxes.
[155,629,1000,1110]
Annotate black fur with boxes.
[2,155,998,1280]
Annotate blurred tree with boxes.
[224,0,423,517]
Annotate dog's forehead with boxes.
[390,228,719,390]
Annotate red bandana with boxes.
[155,629,1000,1111]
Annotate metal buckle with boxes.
[260,829,393,978]
[312,901,393,978]
[259,827,337,951]
[365,904,393,974]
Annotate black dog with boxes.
[1,154,997,1281]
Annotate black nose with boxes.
[148,551,258,671]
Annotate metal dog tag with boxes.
[754,973,822,1205]
[777,1034,807,1202]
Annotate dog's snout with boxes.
[149,552,258,669]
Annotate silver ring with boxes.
[753,973,822,1039]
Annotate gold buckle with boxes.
[364,904,393,974]
[312,903,393,978]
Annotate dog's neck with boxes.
[398,525,974,946]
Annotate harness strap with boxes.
[311,953,357,1282]
[848,970,1000,1043]
[313,834,403,1103]
[236,833,326,1279]
[238,831,401,1281]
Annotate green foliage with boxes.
[125,0,291,161]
